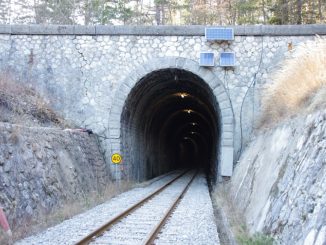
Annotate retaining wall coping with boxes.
[0,24,325,36]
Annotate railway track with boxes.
[75,171,197,245]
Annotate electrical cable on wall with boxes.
[223,69,229,95]
[239,36,264,155]
[223,67,236,128]
[220,42,236,167]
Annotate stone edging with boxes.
[0,24,325,36]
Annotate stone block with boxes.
[207,78,220,90]
[175,57,186,68]
[110,142,121,152]
[144,59,160,72]
[211,81,222,91]
[109,128,120,138]
[243,25,263,36]
[199,68,215,83]
[220,146,234,176]
[11,25,30,34]
[108,118,121,129]
[74,25,96,35]
[223,131,233,140]
[222,116,234,125]
[110,105,122,115]
[109,132,120,139]
[213,85,225,97]
[163,57,177,68]
[95,25,115,35]
[134,64,147,77]
[222,123,233,132]
[29,25,74,35]
[260,25,326,36]
[222,139,233,147]
[221,108,233,118]
[121,83,131,93]
[218,92,229,102]
[0,25,11,34]
[109,138,120,145]
[125,77,137,89]
[114,94,127,105]
[219,100,231,110]
[119,84,131,95]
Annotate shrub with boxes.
[237,232,274,245]
[260,37,326,127]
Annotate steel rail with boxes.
[141,171,197,245]
[75,170,188,245]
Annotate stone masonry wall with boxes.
[229,109,326,244]
[0,25,325,178]
[0,123,110,230]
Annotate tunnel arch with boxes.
[108,57,234,182]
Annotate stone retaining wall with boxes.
[0,123,110,230]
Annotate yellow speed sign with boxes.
[111,153,122,164]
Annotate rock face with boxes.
[230,109,326,244]
[0,123,110,230]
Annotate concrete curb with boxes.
[0,24,325,36]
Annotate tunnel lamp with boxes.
[191,123,197,126]
[190,132,196,135]
[178,92,188,99]
[183,137,190,140]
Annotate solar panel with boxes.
[220,52,235,67]
[205,28,234,41]
[199,52,215,67]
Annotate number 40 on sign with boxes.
[111,153,122,164]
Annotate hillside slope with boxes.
[0,73,68,128]
[0,74,114,243]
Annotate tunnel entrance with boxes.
[121,68,221,182]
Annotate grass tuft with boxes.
[11,180,134,242]
[0,71,67,127]
[260,37,326,127]
[237,232,274,245]
[212,184,275,245]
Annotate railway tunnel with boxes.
[121,68,222,182]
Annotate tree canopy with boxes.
[0,0,325,25]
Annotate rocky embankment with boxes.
[229,109,326,244]
[0,123,110,235]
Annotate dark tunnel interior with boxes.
[121,69,221,182]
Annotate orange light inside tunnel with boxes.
[178,92,188,99]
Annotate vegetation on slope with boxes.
[0,72,66,127]
[260,37,326,127]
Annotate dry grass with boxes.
[212,184,274,244]
[213,184,248,240]
[10,180,134,243]
[8,126,21,145]
[0,72,67,127]
[260,37,326,127]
